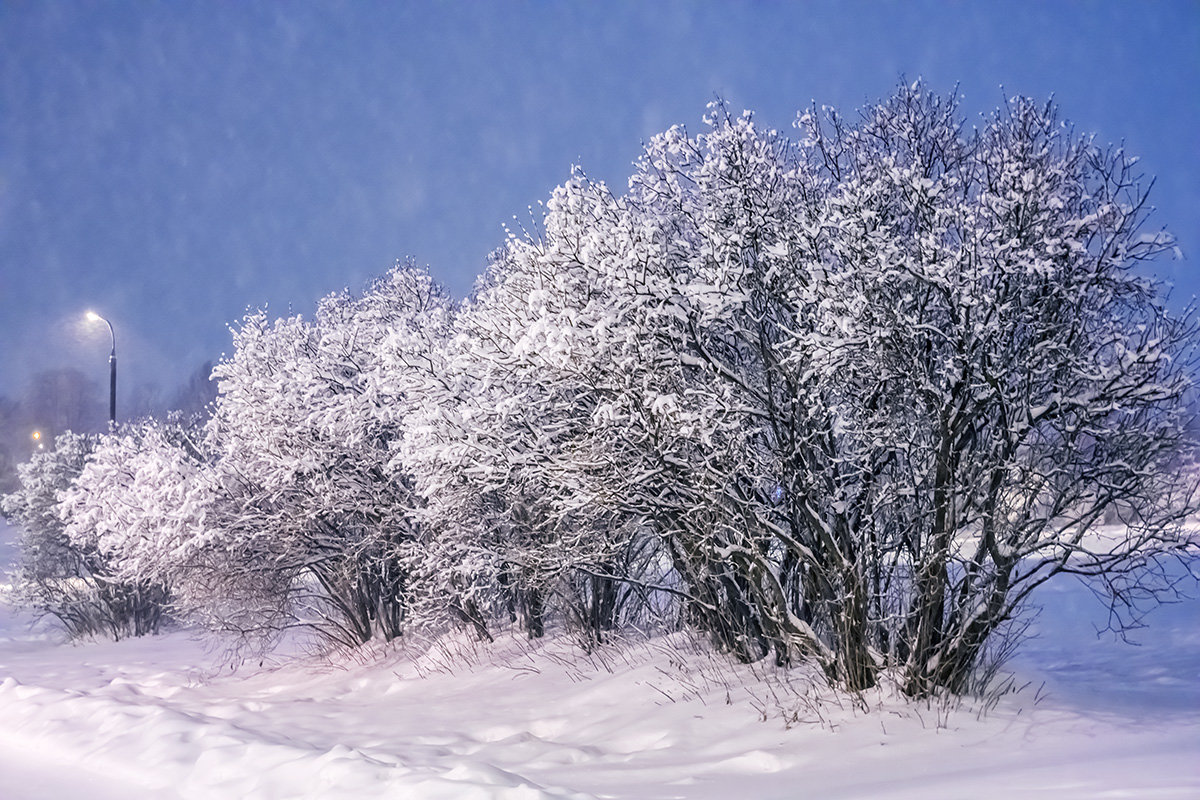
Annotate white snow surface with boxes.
[1,520,1197,799]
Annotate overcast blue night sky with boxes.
[2,0,1198,410]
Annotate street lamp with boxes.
[86,311,117,426]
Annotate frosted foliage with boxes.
[200,263,455,647]
[2,432,95,586]
[59,423,212,591]
[2,430,168,639]
[427,86,1196,695]
[396,174,674,642]
[3,85,1193,694]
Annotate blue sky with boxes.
[2,0,1198,409]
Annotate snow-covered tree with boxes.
[58,424,192,587]
[1,430,164,639]
[793,84,1198,694]
[55,421,205,637]
[398,176,676,645]
[589,105,859,679]
[204,263,454,648]
[2,432,94,635]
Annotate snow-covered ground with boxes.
[1,519,1197,799]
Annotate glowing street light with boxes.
[86,310,117,425]
[31,430,43,450]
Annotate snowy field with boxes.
[1,519,1197,799]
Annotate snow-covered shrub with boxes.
[1,431,96,636]
[792,85,1198,695]
[1,430,168,639]
[399,182,676,646]
[203,263,454,649]
[56,419,217,638]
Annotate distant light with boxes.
[31,430,41,441]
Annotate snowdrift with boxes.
[1,521,1197,798]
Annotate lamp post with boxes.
[86,311,117,426]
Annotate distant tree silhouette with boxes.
[23,368,104,436]
[128,382,164,420]
[0,395,23,494]
[168,360,218,420]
